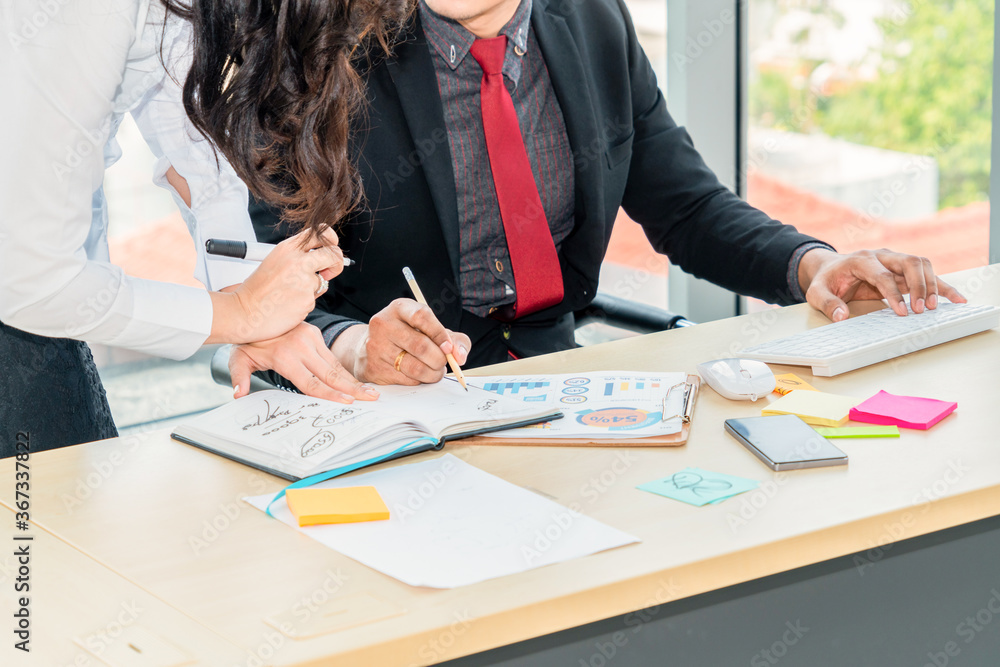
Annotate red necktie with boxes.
[469,36,564,318]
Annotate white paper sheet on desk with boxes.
[469,372,687,438]
[243,454,639,588]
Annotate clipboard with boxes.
[460,374,701,448]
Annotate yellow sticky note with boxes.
[762,390,860,428]
[773,373,817,396]
[285,486,390,527]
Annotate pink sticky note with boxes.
[849,391,957,430]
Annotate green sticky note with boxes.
[814,426,900,438]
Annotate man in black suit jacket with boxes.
[240,0,962,395]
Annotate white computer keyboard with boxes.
[741,302,1000,376]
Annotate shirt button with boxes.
[489,307,498,315]
[495,259,504,273]
[514,45,526,57]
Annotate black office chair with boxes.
[573,292,695,335]
[210,293,694,392]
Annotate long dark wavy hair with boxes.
[162,0,413,238]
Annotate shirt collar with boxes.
[419,0,532,81]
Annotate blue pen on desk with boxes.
[205,238,355,266]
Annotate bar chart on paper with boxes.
[480,381,551,396]
[602,379,662,398]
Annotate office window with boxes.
[747,0,993,283]
[584,0,673,344]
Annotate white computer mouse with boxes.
[697,358,776,401]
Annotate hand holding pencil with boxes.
[325,268,472,387]
[402,267,469,391]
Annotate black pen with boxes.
[205,238,355,266]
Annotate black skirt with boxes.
[0,320,118,458]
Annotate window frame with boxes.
[992,1,1000,265]
[667,0,999,320]
[666,0,746,321]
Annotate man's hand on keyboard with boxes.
[798,248,967,322]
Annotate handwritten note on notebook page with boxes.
[245,455,640,588]
[469,372,688,438]
[172,381,559,479]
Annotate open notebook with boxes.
[171,380,561,481]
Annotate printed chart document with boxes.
[172,381,560,480]
[469,372,688,439]
[244,454,640,588]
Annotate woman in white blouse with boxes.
[0,0,410,455]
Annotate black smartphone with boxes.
[724,414,848,471]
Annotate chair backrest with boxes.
[573,293,695,334]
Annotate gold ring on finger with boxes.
[394,349,408,373]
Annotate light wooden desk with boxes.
[0,505,246,665]
[2,264,1000,666]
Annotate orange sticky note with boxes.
[285,486,390,526]
[773,373,817,396]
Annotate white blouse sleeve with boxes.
[130,11,257,292]
[0,1,252,360]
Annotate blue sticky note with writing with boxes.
[638,467,759,507]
